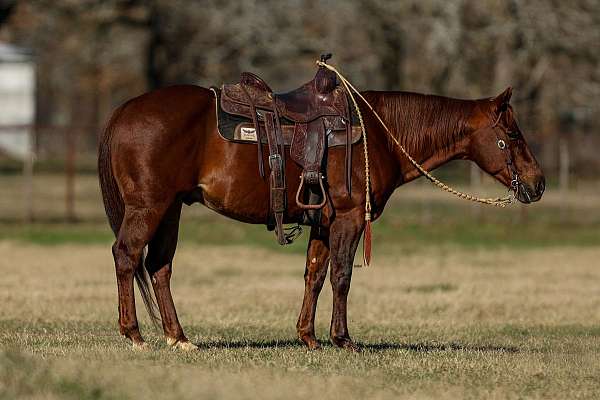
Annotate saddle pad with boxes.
[213,89,362,147]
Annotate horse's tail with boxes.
[98,106,125,236]
[98,105,160,328]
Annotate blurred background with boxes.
[0,0,598,247]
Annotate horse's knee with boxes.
[332,278,351,294]
[330,267,352,294]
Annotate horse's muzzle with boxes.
[516,177,545,204]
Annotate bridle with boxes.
[490,110,520,194]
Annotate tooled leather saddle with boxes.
[219,54,355,244]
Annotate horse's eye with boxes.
[507,130,520,139]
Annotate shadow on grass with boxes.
[362,341,519,353]
[200,339,302,350]
[198,339,519,353]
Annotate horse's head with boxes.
[468,87,545,203]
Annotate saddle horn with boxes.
[315,53,337,94]
[320,53,332,63]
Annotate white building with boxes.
[0,42,35,160]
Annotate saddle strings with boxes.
[316,61,513,209]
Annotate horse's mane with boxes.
[365,91,480,155]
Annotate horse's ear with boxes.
[493,87,512,113]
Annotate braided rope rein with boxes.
[317,61,514,209]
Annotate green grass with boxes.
[0,222,113,245]
[1,197,598,251]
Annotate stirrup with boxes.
[295,173,327,210]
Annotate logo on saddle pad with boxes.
[240,127,257,141]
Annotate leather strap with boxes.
[264,110,287,245]
[272,97,287,182]
[344,99,352,195]
[302,119,326,184]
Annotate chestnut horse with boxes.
[99,84,544,351]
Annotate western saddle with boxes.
[220,54,353,244]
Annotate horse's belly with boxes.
[195,175,305,226]
[197,180,271,224]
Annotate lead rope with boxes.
[316,61,514,266]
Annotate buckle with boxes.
[268,154,281,169]
[511,177,519,189]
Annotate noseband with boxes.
[491,112,520,193]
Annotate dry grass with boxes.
[1,241,599,399]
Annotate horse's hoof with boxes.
[132,341,151,351]
[307,342,322,351]
[167,337,199,351]
[177,341,199,351]
[304,338,322,351]
[331,337,361,353]
[299,333,321,350]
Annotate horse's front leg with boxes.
[329,210,364,352]
[296,226,330,350]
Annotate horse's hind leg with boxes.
[145,199,196,351]
[113,205,166,348]
[296,227,330,350]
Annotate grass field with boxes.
[1,174,599,399]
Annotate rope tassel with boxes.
[363,218,372,267]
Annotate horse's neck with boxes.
[395,132,469,185]
[369,92,472,186]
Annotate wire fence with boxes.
[0,124,98,222]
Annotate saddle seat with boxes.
[219,54,354,245]
[222,70,348,126]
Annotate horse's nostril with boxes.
[536,178,546,195]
